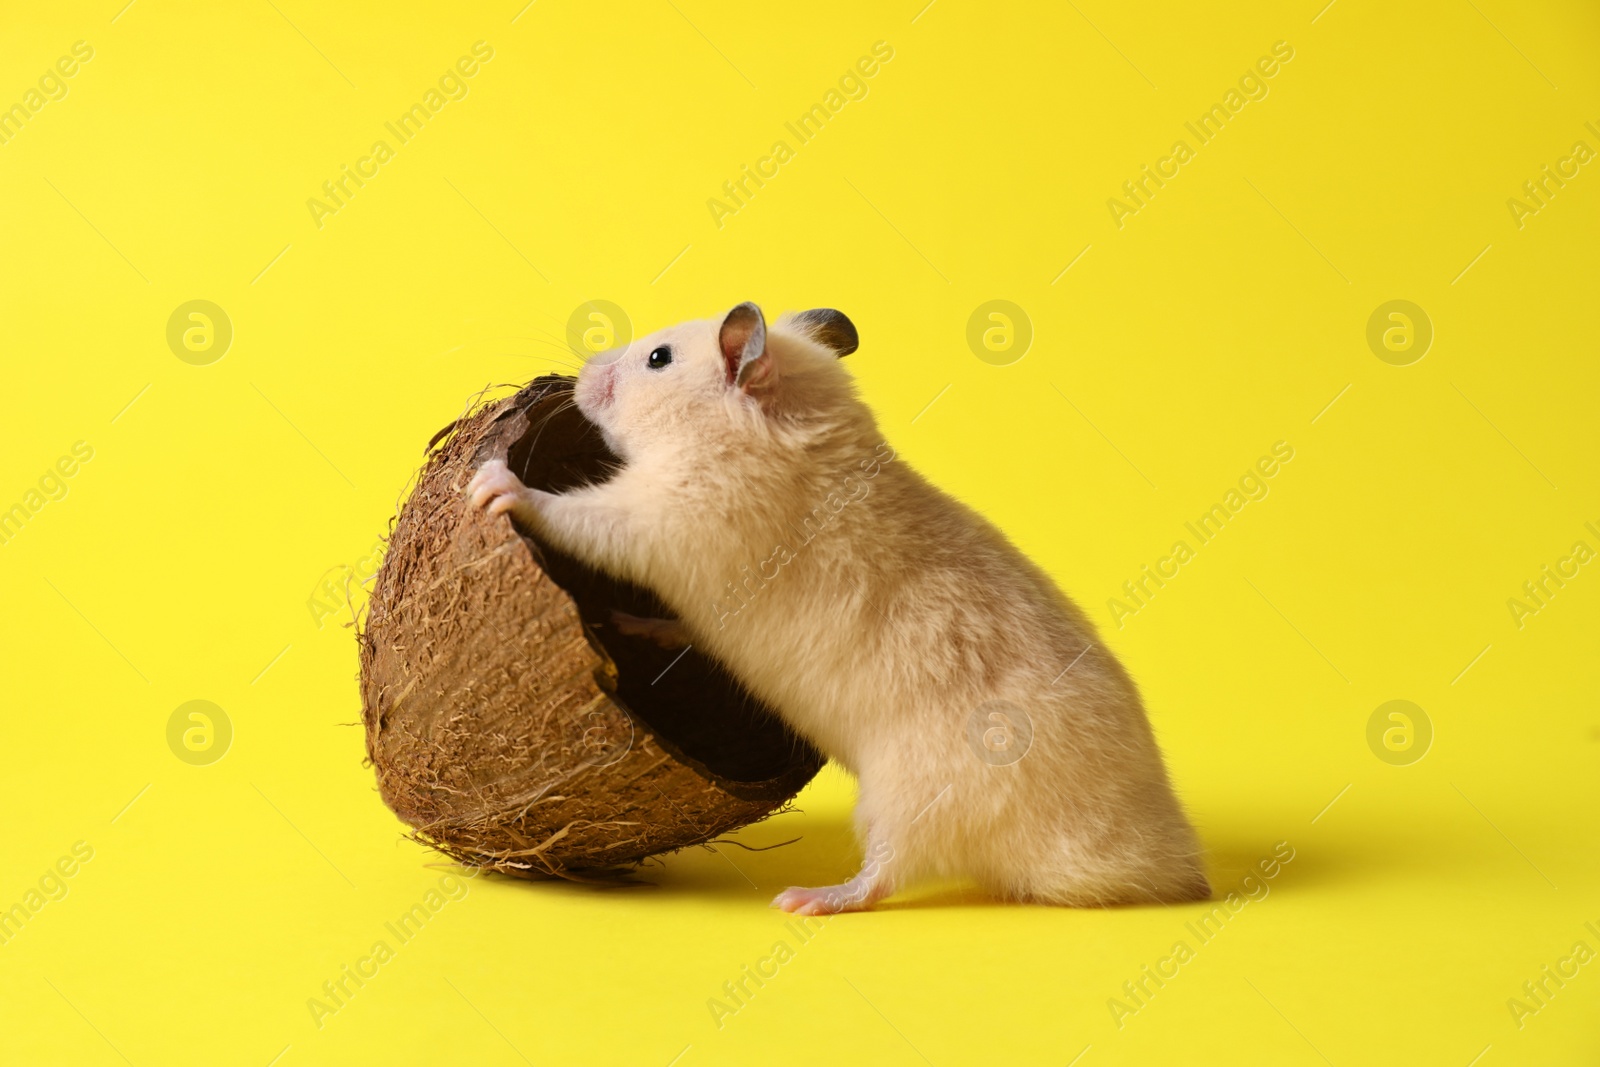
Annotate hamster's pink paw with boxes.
[610,611,689,649]
[467,459,543,520]
[771,883,880,916]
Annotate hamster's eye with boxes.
[647,345,673,370]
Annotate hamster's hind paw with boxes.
[771,879,887,916]
[609,610,689,649]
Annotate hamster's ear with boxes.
[718,301,773,390]
[789,308,859,357]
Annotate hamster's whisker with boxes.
[521,397,585,468]
[498,347,586,370]
[499,335,588,353]
[484,335,593,372]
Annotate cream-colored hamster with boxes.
[468,302,1208,914]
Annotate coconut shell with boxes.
[359,375,823,878]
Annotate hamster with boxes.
[468,302,1209,914]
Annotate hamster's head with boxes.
[573,302,860,461]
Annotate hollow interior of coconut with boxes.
[504,388,812,792]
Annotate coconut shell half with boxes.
[359,375,823,877]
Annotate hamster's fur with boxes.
[469,302,1208,913]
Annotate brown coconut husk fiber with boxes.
[359,375,823,879]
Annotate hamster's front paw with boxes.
[468,459,549,524]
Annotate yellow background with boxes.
[2,1,1596,1063]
